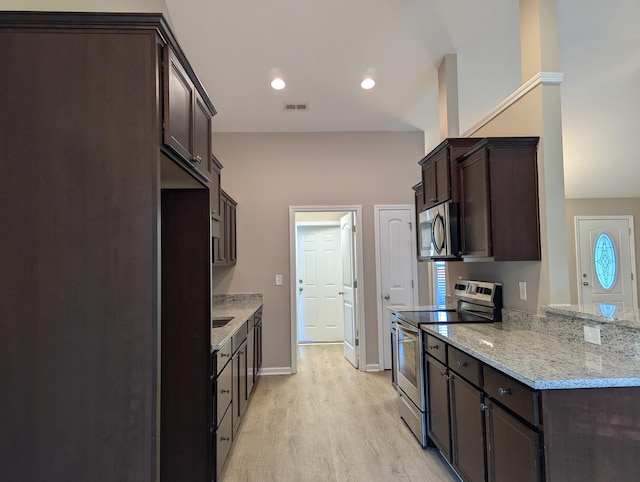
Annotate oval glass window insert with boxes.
[594,233,617,290]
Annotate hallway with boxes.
[220,344,459,481]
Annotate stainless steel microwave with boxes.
[418,202,461,259]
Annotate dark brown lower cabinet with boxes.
[424,333,542,482]
[450,374,485,482]
[484,401,542,482]
[426,356,451,460]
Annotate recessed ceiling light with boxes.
[361,77,375,90]
[271,77,286,90]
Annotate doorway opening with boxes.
[289,206,365,374]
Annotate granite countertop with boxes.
[421,321,640,390]
[547,304,640,329]
[211,293,263,351]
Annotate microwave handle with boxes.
[432,211,444,255]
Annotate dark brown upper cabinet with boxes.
[457,137,540,261]
[163,45,215,181]
[213,190,237,267]
[419,138,480,210]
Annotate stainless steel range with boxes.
[392,280,502,447]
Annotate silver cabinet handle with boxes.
[384,294,390,300]
[220,389,230,394]
[220,436,230,442]
[498,387,511,396]
[338,291,345,295]
[457,361,467,368]
[480,402,491,411]
[193,155,202,164]
[299,287,304,292]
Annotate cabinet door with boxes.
[213,195,228,265]
[211,157,222,221]
[426,356,451,461]
[459,151,491,258]
[450,374,486,482]
[247,318,255,395]
[485,402,542,482]
[193,91,213,177]
[164,46,194,162]
[255,316,263,383]
[434,151,450,204]
[238,340,248,417]
[227,201,237,264]
[423,160,438,207]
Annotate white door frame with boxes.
[575,215,638,308]
[374,205,419,372]
[289,206,366,374]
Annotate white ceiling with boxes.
[164,0,640,199]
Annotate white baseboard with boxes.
[365,364,382,372]
[259,367,292,376]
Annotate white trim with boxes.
[259,367,293,376]
[374,205,419,372]
[289,205,366,374]
[295,221,341,227]
[574,215,638,309]
[365,364,381,372]
[462,72,564,137]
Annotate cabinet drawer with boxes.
[448,345,481,388]
[215,361,232,428]
[232,323,247,353]
[425,333,447,364]
[215,338,232,376]
[483,365,540,426]
[214,405,233,480]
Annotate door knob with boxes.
[384,294,390,300]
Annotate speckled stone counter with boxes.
[546,304,640,329]
[421,312,640,390]
[211,293,263,351]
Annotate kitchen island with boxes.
[419,307,640,482]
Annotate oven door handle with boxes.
[397,321,419,336]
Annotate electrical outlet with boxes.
[583,325,602,345]
[275,274,283,286]
[519,281,527,300]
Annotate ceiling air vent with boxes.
[283,102,309,111]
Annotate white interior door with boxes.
[296,225,344,342]
[576,216,637,313]
[340,213,358,368]
[376,206,418,370]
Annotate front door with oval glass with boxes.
[576,216,638,314]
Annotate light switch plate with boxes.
[583,325,602,345]
[519,281,527,300]
[275,274,283,286]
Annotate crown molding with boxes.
[462,72,564,136]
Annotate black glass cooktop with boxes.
[396,310,492,327]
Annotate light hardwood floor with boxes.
[220,343,459,481]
